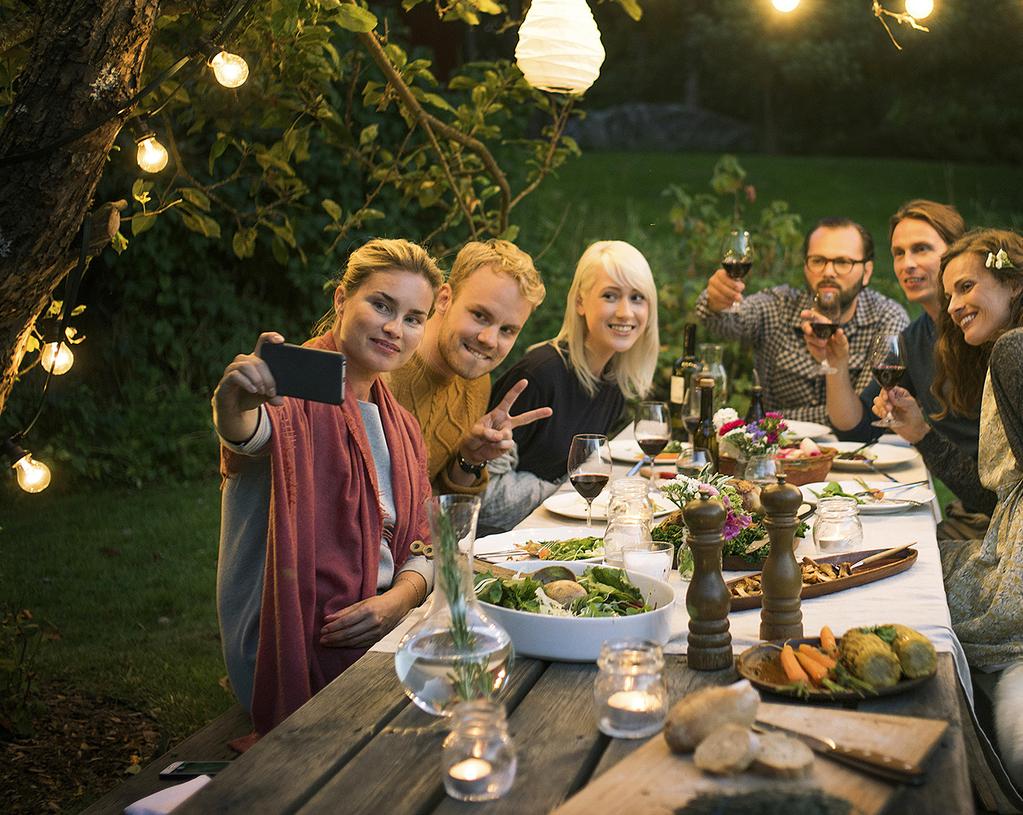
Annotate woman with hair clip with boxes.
[212,238,442,739]
[875,228,1023,787]
[477,240,660,533]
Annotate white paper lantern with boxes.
[515,0,605,95]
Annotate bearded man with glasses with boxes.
[695,216,909,424]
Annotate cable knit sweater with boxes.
[389,351,490,495]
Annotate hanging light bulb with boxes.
[40,341,74,375]
[772,0,800,11]
[905,0,933,19]
[210,50,249,88]
[515,0,605,95]
[3,438,51,494]
[135,132,169,173]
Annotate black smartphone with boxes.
[159,760,232,779]
[259,342,345,405]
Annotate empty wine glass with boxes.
[869,332,908,428]
[811,289,842,375]
[567,434,612,529]
[634,401,670,489]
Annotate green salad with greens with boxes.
[517,535,603,561]
[474,565,653,618]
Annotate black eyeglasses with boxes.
[805,255,870,275]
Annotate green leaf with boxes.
[208,135,229,174]
[232,228,257,259]
[199,214,221,239]
[24,335,39,353]
[472,0,502,14]
[180,188,211,212]
[132,213,157,235]
[322,199,343,221]
[70,305,86,316]
[111,231,129,254]
[498,224,520,242]
[359,123,379,146]
[335,4,377,32]
[419,92,456,114]
[616,0,643,21]
[271,235,289,265]
[131,179,153,203]
[270,220,296,247]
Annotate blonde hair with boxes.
[448,239,545,308]
[547,240,658,400]
[312,238,443,335]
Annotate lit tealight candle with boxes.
[600,689,665,738]
[447,757,493,797]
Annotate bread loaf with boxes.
[752,732,815,778]
[664,680,760,753]
[693,724,760,775]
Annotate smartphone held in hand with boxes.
[260,342,345,405]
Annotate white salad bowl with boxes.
[476,560,676,662]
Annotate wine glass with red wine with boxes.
[634,401,670,488]
[812,289,842,375]
[721,228,753,282]
[567,434,612,529]
[869,332,908,428]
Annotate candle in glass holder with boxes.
[594,640,667,739]
[446,757,494,797]
[442,700,516,801]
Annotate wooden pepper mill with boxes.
[759,474,805,641]
[683,494,732,670]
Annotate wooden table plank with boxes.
[174,652,409,814]
[297,658,547,815]
[430,662,608,815]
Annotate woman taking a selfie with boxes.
[213,238,441,736]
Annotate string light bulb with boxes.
[39,341,74,375]
[3,438,51,494]
[209,50,249,88]
[135,132,169,173]
[904,0,933,19]
[772,0,800,11]
[515,0,605,95]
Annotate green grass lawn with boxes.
[3,149,1016,768]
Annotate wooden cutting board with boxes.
[553,703,948,815]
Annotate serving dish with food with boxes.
[801,480,935,514]
[829,441,919,471]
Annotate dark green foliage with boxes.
[0,608,60,738]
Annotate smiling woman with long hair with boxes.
[212,238,442,739]
[894,228,1023,784]
[477,240,660,533]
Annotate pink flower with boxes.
[765,411,783,419]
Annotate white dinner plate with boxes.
[781,420,833,441]
[608,438,689,464]
[799,480,935,514]
[542,490,676,522]
[474,526,604,562]
[828,441,919,471]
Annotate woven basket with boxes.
[719,447,838,486]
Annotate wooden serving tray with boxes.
[727,547,918,610]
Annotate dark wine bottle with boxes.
[691,377,719,470]
[670,323,699,443]
[745,384,766,424]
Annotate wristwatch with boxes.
[456,452,486,478]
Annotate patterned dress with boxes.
[940,331,1023,672]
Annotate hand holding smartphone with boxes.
[259,342,346,405]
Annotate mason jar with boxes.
[442,700,517,802]
[594,640,668,739]
[812,497,863,554]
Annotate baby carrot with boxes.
[780,644,810,684]
[799,643,837,670]
[795,650,830,685]
[820,625,838,656]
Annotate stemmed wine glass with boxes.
[634,401,670,489]
[567,434,612,529]
[721,229,754,312]
[812,289,842,375]
[869,332,908,428]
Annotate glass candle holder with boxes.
[622,541,673,582]
[442,700,517,802]
[607,477,654,526]
[594,640,668,739]
[812,496,864,554]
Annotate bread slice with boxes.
[752,732,815,778]
[694,724,760,775]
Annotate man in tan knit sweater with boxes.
[389,239,549,494]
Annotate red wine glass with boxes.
[812,289,842,375]
[869,332,908,428]
[567,434,612,529]
[634,401,670,488]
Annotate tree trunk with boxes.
[0,0,160,417]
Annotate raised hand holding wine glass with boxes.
[721,228,754,282]
[869,332,908,428]
[568,434,612,529]
[811,288,842,375]
[634,401,670,488]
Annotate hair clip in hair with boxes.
[986,249,1014,270]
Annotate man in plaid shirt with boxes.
[695,217,909,425]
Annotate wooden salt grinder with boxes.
[759,475,805,641]
[683,495,732,670]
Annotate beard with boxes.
[814,277,866,311]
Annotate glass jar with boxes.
[607,477,654,526]
[697,342,728,410]
[603,515,652,568]
[594,640,668,739]
[739,453,781,486]
[442,700,517,802]
[395,495,513,716]
[812,497,864,554]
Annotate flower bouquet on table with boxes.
[715,409,786,475]
[652,467,810,574]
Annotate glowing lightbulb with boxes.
[13,453,51,493]
[210,50,249,88]
[40,342,74,375]
[905,0,933,18]
[772,0,800,11]
[136,135,169,173]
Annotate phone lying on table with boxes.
[159,760,232,779]
[259,341,346,405]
